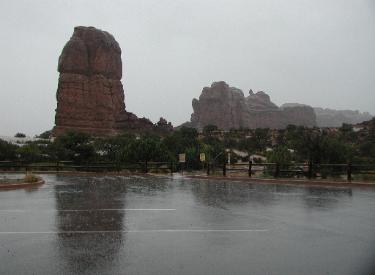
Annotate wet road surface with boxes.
[0,174,375,274]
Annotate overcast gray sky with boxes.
[0,0,374,136]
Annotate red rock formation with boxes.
[190,81,316,130]
[191,82,247,130]
[53,26,156,136]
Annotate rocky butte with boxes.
[53,26,172,136]
[190,81,316,130]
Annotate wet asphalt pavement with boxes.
[0,174,375,275]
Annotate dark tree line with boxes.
[1,118,374,168]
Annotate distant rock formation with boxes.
[190,81,316,130]
[191,82,247,130]
[282,104,373,127]
[313,108,373,127]
[156,117,173,130]
[53,26,171,136]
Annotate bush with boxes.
[24,174,39,183]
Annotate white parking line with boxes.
[0,209,176,212]
[0,229,268,234]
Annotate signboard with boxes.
[199,153,206,162]
[178,153,186,163]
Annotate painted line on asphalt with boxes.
[0,229,268,234]
[0,209,176,212]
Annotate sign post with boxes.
[179,153,186,175]
[200,153,206,173]
[199,153,205,162]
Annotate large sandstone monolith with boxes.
[53,26,154,136]
[190,81,316,130]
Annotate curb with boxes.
[0,179,45,190]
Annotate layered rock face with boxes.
[54,26,155,136]
[190,81,316,130]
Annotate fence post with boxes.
[207,162,210,176]
[274,163,280,178]
[181,162,184,175]
[248,160,252,178]
[170,161,173,175]
[308,161,313,179]
[347,162,352,182]
[223,162,226,176]
[145,161,148,173]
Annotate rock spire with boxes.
[53,26,159,136]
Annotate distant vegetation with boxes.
[14,133,26,138]
[0,119,374,170]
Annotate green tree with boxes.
[238,136,256,153]
[222,132,238,148]
[320,136,353,164]
[128,136,169,163]
[52,131,96,163]
[162,126,199,163]
[266,146,292,165]
[203,124,218,136]
[237,128,271,154]
[0,139,18,161]
[95,134,134,162]
[38,130,52,139]
[17,143,41,163]
[202,136,225,167]
[357,118,375,163]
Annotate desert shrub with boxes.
[24,174,39,183]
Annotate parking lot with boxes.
[1,174,375,274]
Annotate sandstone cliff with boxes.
[53,26,170,136]
[190,81,316,130]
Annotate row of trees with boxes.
[1,118,374,168]
[0,128,221,169]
